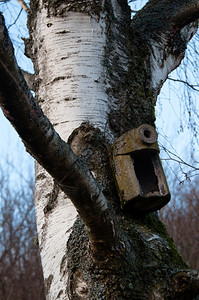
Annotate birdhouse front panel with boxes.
[109,124,170,214]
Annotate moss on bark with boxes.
[66,212,188,299]
[66,123,188,299]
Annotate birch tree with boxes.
[0,1,199,299]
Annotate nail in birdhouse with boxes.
[109,124,170,214]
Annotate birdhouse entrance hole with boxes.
[131,151,159,195]
[143,129,151,139]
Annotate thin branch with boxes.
[162,158,199,171]
[8,8,23,30]
[161,145,199,171]
[168,77,199,92]
[16,0,30,13]
[160,144,199,182]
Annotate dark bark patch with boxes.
[40,0,102,18]
[44,274,53,295]
[56,30,70,34]
[51,76,66,83]
[43,180,60,214]
[64,97,77,101]
[57,289,64,298]
[68,270,88,299]
[60,254,67,273]
[36,172,47,181]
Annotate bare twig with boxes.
[161,146,199,171]
[8,8,23,29]
[16,0,30,13]
[168,77,199,92]
[160,144,199,182]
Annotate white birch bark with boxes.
[33,10,109,139]
[34,166,77,300]
[31,8,112,299]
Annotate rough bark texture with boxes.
[1,0,199,299]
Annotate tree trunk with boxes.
[1,0,199,299]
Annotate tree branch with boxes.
[16,0,30,13]
[170,270,199,299]
[130,0,199,96]
[171,2,199,32]
[0,13,115,256]
[131,0,199,39]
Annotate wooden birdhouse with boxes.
[109,124,170,214]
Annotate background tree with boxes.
[0,0,199,299]
[0,164,45,299]
[160,176,199,270]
